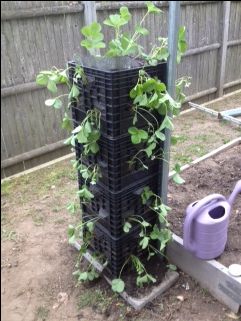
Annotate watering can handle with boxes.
[228,180,241,207]
[183,193,226,253]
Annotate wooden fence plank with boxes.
[218,1,231,96]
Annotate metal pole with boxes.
[159,1,180,203]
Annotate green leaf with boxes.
[128,127,148,144]
[47,79,57,93]
[53,98,62,109]
[111,279,125,293]
[135,25,149,36]
[167,264,177,271]
[141,186,154,204]
[67,203,76,214]
[136,275,148,287]
[78,272,88,281]
[81,22,100,36]
[88,129,100,142]
[36,73,48,86]
[172,173,185,185]
[136,273,156,287]
[142,220,151,227]
[86,221,94,233]
[80,22,105,53]
[160,115,174,131]
[67,224,76,244]
[145,142,156,157]
[62,113,72,131]
[87,269,99,281]
[146,1,162,13]
[123,221,132,233]
[64,135,75,146]
[84,121,92,134]
[88,142,99,154]
[76,130,88,144]
[44,98,62,109]
[150,224,161,240]
[155,130,166,141]
[67,224,75,237]
[174,163,182,173]
[120,6,131,22]
[69,84,79,99]
[77,185,94,201]
[139,236,149,249]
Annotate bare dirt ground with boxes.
[168,144,241,267]
[1,92,241,321]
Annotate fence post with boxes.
[159,1,180,204]
[218,1,231,97]
[82,1,100,56]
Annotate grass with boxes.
[78,287,113,312]
[1,228,18,242]
[1,181,12,196]
[34,306,49,321]
[32,213,45,226]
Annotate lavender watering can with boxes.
[183,180,241,260]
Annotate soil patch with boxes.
[168,144,241,267]
[121,254,167,298]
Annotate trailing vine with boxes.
[36,1,191,293]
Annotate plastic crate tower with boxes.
[69,60,167,277]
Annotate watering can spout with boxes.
[228,180,241,207]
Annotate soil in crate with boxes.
[120,254,167,298]
[167,144,241,267]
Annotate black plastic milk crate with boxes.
[75,134,163,191]
[72,107,152,137]
[86,221,156,277]
[82,206,157,238]
[78,174,158,228]
[68,61,167,123]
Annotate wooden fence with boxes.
[1,1,241,178]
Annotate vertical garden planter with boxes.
[69,60,167,277]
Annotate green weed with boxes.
[34,306,49,321]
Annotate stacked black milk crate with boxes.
[69,61,167,277]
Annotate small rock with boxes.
[57,292,68,305]
[7,263,12,268]
[51,185,56,189]
[52,303,60,310]
[42,195,50,200]
[176,295,184,302]
[13,261,18,267]
[225,312,240,319]
[181,282,190,290]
